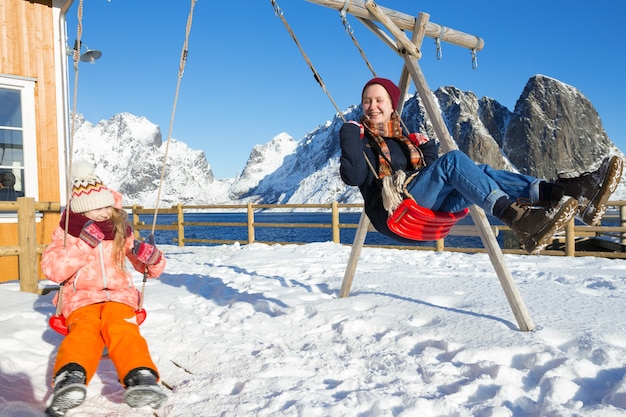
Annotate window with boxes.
[0,75,37,203]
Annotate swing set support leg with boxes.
[402,55,535,332]
[339,211,370,298]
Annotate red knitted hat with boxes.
[362,77,401,111]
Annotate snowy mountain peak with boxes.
[229,132,297,200]
[73,75,626,206]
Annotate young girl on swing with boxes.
[41,161,167,416]
[339,78,623,253]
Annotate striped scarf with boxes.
[360,112,425,178]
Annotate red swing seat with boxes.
[387,199,469,241]
[49,308,147,336]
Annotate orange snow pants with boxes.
[53,302,159,386]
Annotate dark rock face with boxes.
[434,86,510,170]
[503,75,613,179]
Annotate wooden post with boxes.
[340,211,370,298]
[331,201,340,243]
[177,204,185,246]
[17,197,38,293]
[132,205,141,239]
[247,202,255,244]
[565,217,575,256]
[619,206,626,247]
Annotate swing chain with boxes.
[151,0,196,234]
[270,0,346,122]
[340,1,377,78]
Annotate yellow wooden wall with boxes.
[0,0,62,282]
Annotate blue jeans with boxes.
[408,150,541,216]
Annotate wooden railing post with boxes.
[247,203,255,244]
[331,201,340,243]
[565,216,575,256]
[177,204,185,246]
[17,197,38,293]
[131,205,141,239]
[619,206,626,245]
[435,238,444,252]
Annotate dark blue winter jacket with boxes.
[339,122,439,241]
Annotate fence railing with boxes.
[128,201,626,257]
[1,199,625,293]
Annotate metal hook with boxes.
[471,36,481,70]
[435,25,445,60]
[435,38,442,60]
[271,0,283,16]
[340,0,353,34]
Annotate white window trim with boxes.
[0,74,39,201]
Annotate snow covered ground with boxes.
[1,242,626,416]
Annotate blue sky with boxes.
[66,1,626,179]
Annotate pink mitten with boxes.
[132,234,162,265]
[79,220,104,248]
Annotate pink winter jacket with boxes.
[41,226,166,318]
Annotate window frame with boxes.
[0,74,38,221]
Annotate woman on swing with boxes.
[339,78,623,253]
[41,161,167,416]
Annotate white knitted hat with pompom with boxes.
[69,160,114,213]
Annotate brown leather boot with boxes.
[553,156,623,226]
[501,197,577,254]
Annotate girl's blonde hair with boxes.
[110,207,130,271]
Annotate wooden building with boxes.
[0,0,74,281]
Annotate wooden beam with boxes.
[364,0,420,59]
[305,0,484,51]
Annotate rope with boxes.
[55,0,85,319]
[271,0,346,122]
[64,0,84,248]
[139,0,197,311]
[340,1,377,78]
[150,0,196,234]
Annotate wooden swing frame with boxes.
[305,0,535,331]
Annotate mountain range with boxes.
[72,74,626,208]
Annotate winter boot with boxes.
[500,197,578,254]
[45,364,87,417]
[553,155,623,226]
[123,367,167,409]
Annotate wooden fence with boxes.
[128,201,626,257]
[1,198,625,293]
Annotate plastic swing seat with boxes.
[49,308,147,336]
[387,199,469,241]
